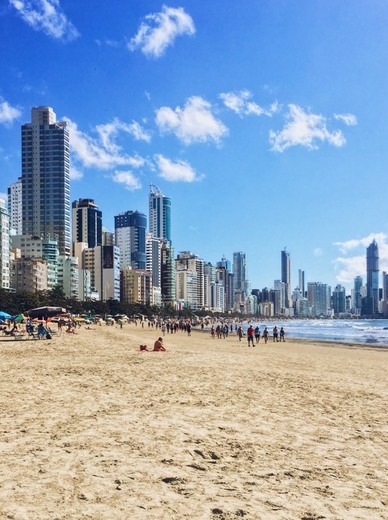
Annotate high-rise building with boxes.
[21,107,70,255]
[298,269,305,297]
[161,240,175,305]
[10,234,59,289]
[175,251,205,310]
[365,240,379,315]
[352,275,363,313]
[72,199,102,251]
[82,245,120,301]
[281,248,291,308]
[115,210,146,270]
[233,251,247,310]
[8,178,22,235]
[333,284,346,315]
[307,282,331,317]
[149,184,171,242]
[0,199,10,289]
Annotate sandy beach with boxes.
[0,323,387,520]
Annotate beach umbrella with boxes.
[0,311,12,320]
[26,306,67,318]
[11,314,26,323]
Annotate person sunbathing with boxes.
[153,337,166,351]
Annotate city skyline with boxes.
[1,2,388,291]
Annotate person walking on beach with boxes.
[273,326,279,342]
[254,326,260,344]
[237,326,243,342]
[263,327,269,343]
[247,325,255,347]
[280,327,285,342]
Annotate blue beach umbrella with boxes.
[0,311,12,320]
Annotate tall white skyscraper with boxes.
[7,178,22,235]
[0,199,10,289]
[149,184,171,242]
[21,106,70,255]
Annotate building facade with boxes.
[149,184,171,242]
[72,198,102,252]
[0,199,10,289]
[7,178,22,235]
[21,106,70,256]
[365,239,379,315]
[115,210,146,270]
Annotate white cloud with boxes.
[64,117,147,170]
[155,96,228,145]
[69,165,83,181]
[313,247,323,257]
[334,113,357,126]
[333,233,388,286]
[129,5,195,58]
[0,98,22,125]
[154,154,203,182]
[269,104,346,152]
[9,0,79,42]
[334,233,387,253]
[219,90,279,117]
[111,171,141,191]
[0,192,8,204]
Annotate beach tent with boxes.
[26,306,67,318]
[0,311,12,320]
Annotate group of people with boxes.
[247,325,285,345]
[236,324,286,346]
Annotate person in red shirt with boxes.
[247,325,255,347]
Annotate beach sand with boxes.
[0,323,387,520]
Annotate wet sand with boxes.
[0,323,387,519]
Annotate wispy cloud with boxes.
[313,247,323,257]
[219,90,279,117]
[0,192,8,203]
[154,154,203,182]
[334,233,387,254]
[0,98,22,125]
[155,96,228,145]
[69,164,83,181]
[334,113,358,126]
[9,0,79,42]
[64,117,146,170]
[129,5,195,58]
[333,233,388,286]
[111,170,141,191]
[269,104,346,152]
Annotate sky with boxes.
[1,0,388,293]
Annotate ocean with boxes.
[244,319,388,347]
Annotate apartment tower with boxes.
[21,107,70,255]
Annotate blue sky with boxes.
[1,0,388,292]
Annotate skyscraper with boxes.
[281,248,291,309]
[298,269,305,297]
[72,198,102,251]
[114,210,146,270]
[7,178,22,235]
[307,282,331,317]
[365,239,379,315]
[149,184,171,242]
[21,107,70,255]
[0,199,10,289]
[353,275,363,313]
